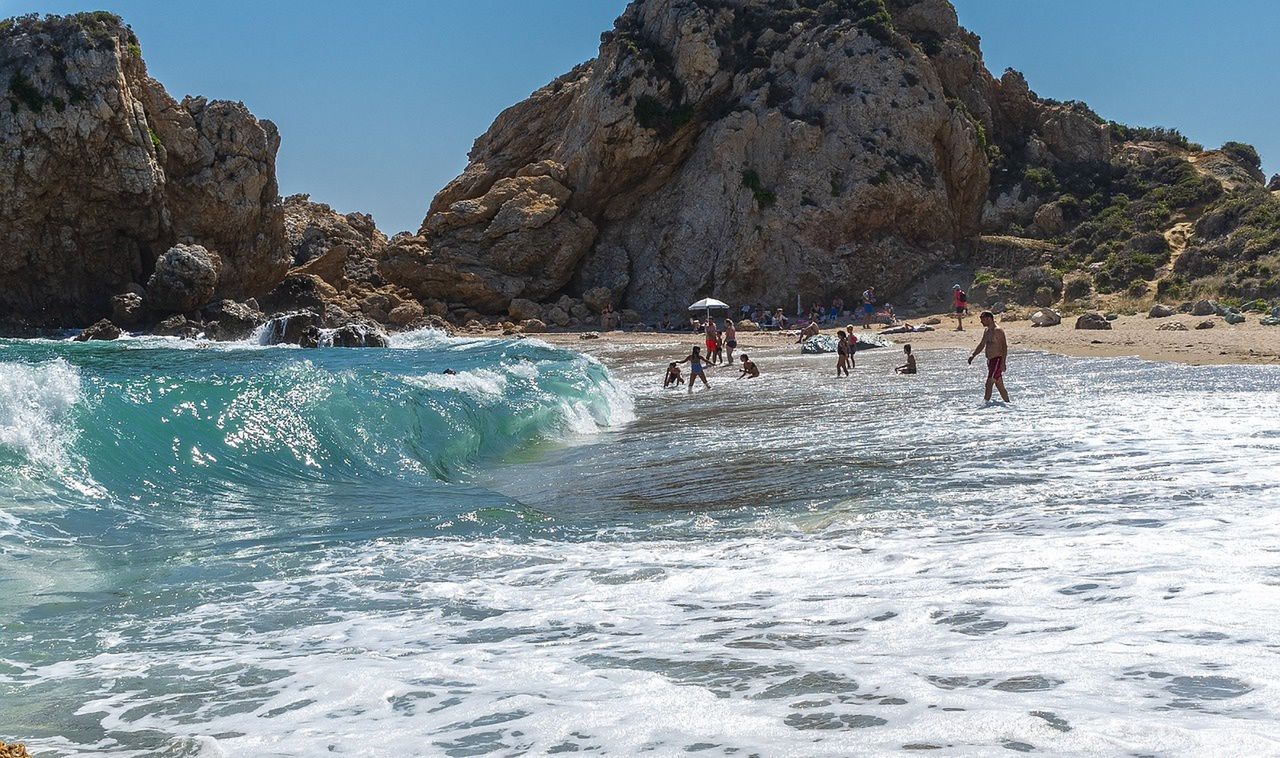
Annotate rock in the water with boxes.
[259,311,322,347]
[74,319,122,342]
[1030,308,1061,327]
[1148,304,1176,318]
[327,323,389,347]
[800,335,839,354]
[1075,312,1112,330]
[203,299,265,341]
[110,292,145,327]
[1191,299,1218,316]
[153,315,201,339]
[147,244,219,314]
[1156,321,1188,331]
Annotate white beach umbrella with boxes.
[687,298,728,311]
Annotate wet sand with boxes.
[526,312,1280,367]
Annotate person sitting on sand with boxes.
[738,354,759,379]
[663,362,685,388]
[678,345,713,393]
[774,308,788,329]
[795,321,821,343]
[895,344,917,374]
[836,331,851,377]
[968,311,1010,402]
[723,318,737,364]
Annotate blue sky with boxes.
[4,0,1275,234]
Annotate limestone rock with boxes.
[203,299,265,341]
[582,287,614,313]
[1268,174,1280,191]
[1075,312,1111,330]
[736,319,760,332]
[1156,321,1188,331]
[110,292,145,326]
[0,13,286,325]
[147,244,219,314]
[1148,304,1176,318]
[579,331,600,340]
[388,301,425,326]
[328,323,389,348]
[507,298,543,321]
[1195,319,1215,329]
[520,318,547,333]
[153,314,200,339]
[546,305,570,327]
[1030,308,1061,327]
[259,311,322,347]
[380,0,997,318]
[1191,299,1218,316]
[74,319,122,341]
[1033,202,1065,236]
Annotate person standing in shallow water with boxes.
[678,345,712,393]
[723,318,737,364]
[836,331,851,377]
[704,318,718,363]
[968,311,1010,402]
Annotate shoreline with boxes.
[525,312,1280,367]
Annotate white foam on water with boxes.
[0,358,82,469]
[9,347,1280,756]
[25,499,1280,756]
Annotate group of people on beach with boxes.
[665,309,1009,402]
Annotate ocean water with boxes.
[2,331,1279,756]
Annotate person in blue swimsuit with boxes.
[677,345,712,393]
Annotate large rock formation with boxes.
[0,12,286,326]
[379,0,1140,319]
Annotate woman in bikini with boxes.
[677,345,712,393]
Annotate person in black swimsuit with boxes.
[836,331,851,377]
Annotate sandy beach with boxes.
[529,312,1280,367]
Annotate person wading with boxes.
[967,310,1010,402]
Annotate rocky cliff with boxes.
[0,12,286,326]
[382,0,1276,321]
[377,0,1105,319]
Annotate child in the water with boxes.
[895,344,917,374]
[663,362,685,387]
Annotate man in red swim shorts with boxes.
[703,317,719,363]
[967,310,1010,403]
